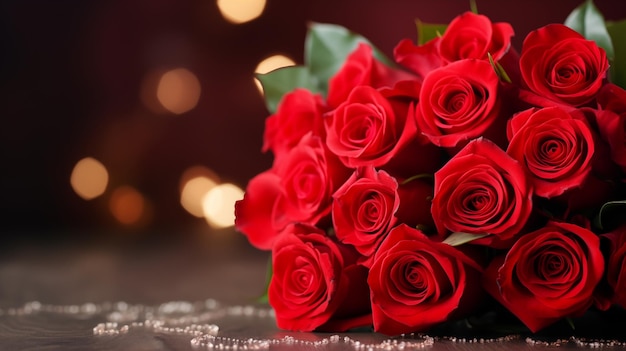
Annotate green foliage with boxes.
[415,19,447,45]
[401,173,434,185]
[305,22,391,93]
[257,22,391,113]
[594,200,626,231]
[488,53,512,83]
[564,0,626,90]
[256,66,320,114]
[443,232,489,246]
[470,0,478,14]
[256,256,273,304]
[565,0,614,60]
[606,19,626,88]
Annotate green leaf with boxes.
[607,19,626,88]
[488,52,512,83]
[443,232,489,246]
[304,22,392,94]
[566,318,576,331]
[595,200,626,231]
[256,65,320,113]
[470,0,478,14]
[401,173,434,185]
[255,255,273,304]
[416,19,447,45]
[256,292,268,304]
[564,0,615,60]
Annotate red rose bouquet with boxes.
[235,0,626,336]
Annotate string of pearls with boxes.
[440,334,520,344]
[90,299,273,339]
[190,333,435,350]
[525,336,626,348]
[2,300,625,349]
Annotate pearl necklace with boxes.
[3,299,625,349]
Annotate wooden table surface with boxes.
[0,228,624,350]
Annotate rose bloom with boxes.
[332,166,434,267]
[325,85,440,175]
[263,88,326,160]
[506,106,595,198]
[326,42,416,108]
[416,59,503,149]
[483,221,604,332]
[234,170,282,249]
[394,38,441,82]
[269,223,371,332]
[601,225,626,310]
[235,133,350,250]
[432,138,533,247]
[519,24,609,107]
[394,12,516,81]
[438,12,514,64]
[596,83,626,171]
[368,224,484,335]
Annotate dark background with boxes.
[1,0,625,247]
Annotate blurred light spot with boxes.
[156,68,201,114]
[70,157,109,200]
[179,165,221,192]
[255,55,296,74]
[140,69,167,114]
[202,183,244,228]
[254,55,296,93]
[109,186,146,225]
[217,0,266,24]
[180,166,221,218]
[181,177,217,217]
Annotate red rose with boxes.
[368,224,484,335]
[506,107,595,198]
[274,134,349,224]
[596,84,626,171]
[263,88,326,159]
[416,59,503,149]
[235,133,350,250]
[326,42,416,108]
[432,138,533,247]
[394,12,517,82]
[332,166,434,267]
[234,170,282,250]
[325,85,440,175]
[438,12,514,64]
[601,225,626,310]
[269,223,372,332]
[394,38,442,81]
[483,221,605,332]
[519,24,609,108]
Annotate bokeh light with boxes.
[140,69,166,114]
[217,0,266,24]
[180,166,220,218]
[254,55,296,93]
[109,186,148,225]
[70,157,109,200]
[202,183,244,228]
[156,68,201,115]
